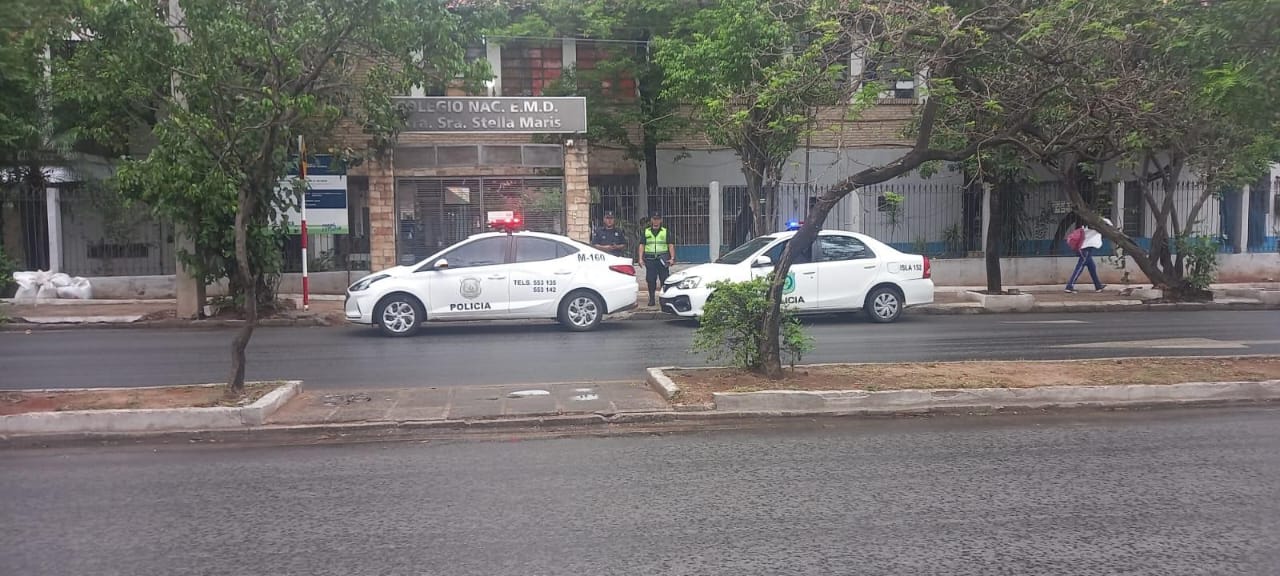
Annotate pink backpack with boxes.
[1066,228,1085,252]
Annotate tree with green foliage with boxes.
[1,0,90,264]
[996,0,1280,300]
[60,0,481,394]
[654,0,848,238]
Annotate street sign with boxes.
[281,155,348,235]
[394,97,587,133]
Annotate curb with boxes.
[648,360,1280,415]
[711,380,1280,413]
[6,398,1279,450]
[645,367,682,400]
[0,381,302,435]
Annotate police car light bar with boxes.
[487,211,522,233]
[786,220,803,231]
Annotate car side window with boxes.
[818,236,875,261]
[762,239,815,265]
[515,237,569,263]
[556,242,580,258]
[440,237,509,268]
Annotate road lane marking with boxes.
[508,389,550,398]
[1002,320,1089,324]
[1056,338,1248,349]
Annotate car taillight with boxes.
[922,256,931,279]
[609,264,636,276]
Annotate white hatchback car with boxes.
[659,230,934,323]
[346,230,638,336]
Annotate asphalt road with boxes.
[3,407,1279,575]
[2,310,1278,389]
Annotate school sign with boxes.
[394,97,587,134]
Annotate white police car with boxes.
[346,215,638,336]
[659,229,933,323]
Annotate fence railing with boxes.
[2,185,175,277]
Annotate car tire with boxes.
[864,286,903,323]
[558,290,604,332]
[376,294,424,337]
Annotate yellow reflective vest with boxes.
[643,227,669,255]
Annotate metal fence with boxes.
[2,185,175,277]
[396,177,565,265]
[592,185,713,262]
[720,182,978,259]
[1,186,51,272]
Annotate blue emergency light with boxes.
[786,220,803,231]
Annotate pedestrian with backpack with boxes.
[1065,217,1111,293]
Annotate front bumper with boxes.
[659,286,710,317]
[345,292,376,325]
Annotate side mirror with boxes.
[433,259,449,270]
[752,256,772,268]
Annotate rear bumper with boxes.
[602,283,639,315]
[901,279,935,306]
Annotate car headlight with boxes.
[348,274,389,292]
[676,276,701,290]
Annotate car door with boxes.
[507,236,579,318]
[749,238,820,312]
[816,234,880,310]
[424,236,511,320]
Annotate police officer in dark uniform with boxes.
[637,210,676,307]
[591,211,628,257]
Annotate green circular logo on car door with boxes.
[782,272,795,294]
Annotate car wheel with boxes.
[864,286,903,323]
[376,294,423,337]
[559,291,604,332]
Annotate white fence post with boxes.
[1237,184,1251,253]
[708,181,722,261]
[848,188,861,233]
[1113,181,1125,232]
[45,186,62,273]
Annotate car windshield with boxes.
[715,236,778,264]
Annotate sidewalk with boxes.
[0,297,346,326]
[267,381,670,426]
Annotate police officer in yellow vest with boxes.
[637,210,676,307]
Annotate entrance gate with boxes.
[395,176,565,265]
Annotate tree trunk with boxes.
[757,193,839,379]
[743,161,766,238]
[227,188,256,396]
[985,184,1003,293]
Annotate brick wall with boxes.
[564,141,591,243]
[367,156,397,272]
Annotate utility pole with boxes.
[168,0,202,318]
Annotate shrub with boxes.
[1175,234,1220,292]
[691,276,813,371]
[0,245,16,298]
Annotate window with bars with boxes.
[1123,180,1145,237]
[863,59,917,99]
[575,41,638,100]
[501,43,563,96]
